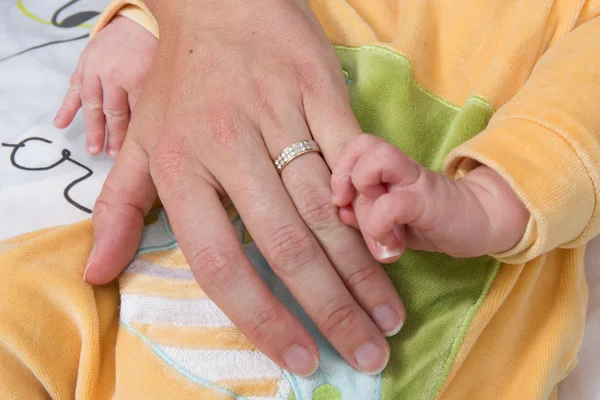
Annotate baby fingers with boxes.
[350,140,421,198]
[54,62,83,129]
[102,84,130,158]
[80,76,106,155]
[361,191,422,262]
[331,134,381,207]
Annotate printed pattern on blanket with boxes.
[120,208,380,400]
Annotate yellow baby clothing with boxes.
[2,0,600,399]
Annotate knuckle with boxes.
[104,107,130,121]
[266,224,316,275]
[61,94,80,109]
[80,97,102,110]
[356,133,380,148]
[150,138,187,182]
[343,265,379,292]
[247,307,281,344]
[69,73,81,86]
[374,141,399,162]
[319,299,357,336]
[294,61,328,95]
[93,185,145,225]
[104,63,122,82]
[80,86,101,109]
[353,193,371,209]
[204,102,243,154]
[297,187,339,231]
[189,245,235,284]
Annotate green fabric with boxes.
[312,384,342,400]
[335,44,500,400]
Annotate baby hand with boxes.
[54,16,158,157]
[331,134,530,263]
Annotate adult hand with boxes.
[84,0,405,376]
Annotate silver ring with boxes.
[274,140,321,174]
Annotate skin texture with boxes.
[54,16,158,157]
[331,135,530,263]
[69,2,407,376]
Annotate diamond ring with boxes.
[274,140,321,174]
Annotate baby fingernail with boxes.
[283,345,318,377]
[372,305,403,337]
[375,241,403,261]
[354,342,389,374]
[107,147,118,158]
[87,143,99,154]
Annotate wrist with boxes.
[461,165,530,254]
[143,0,196,40]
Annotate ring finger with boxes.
[201,110,388,374]
[266,108,405,337]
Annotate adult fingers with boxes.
[237,102,401,367]
[285,155,406,337]
[84,139,157,284]
[267,102,405,334]
[102,83,130,158]
[222,147,390,373]
[150,149,319,377]
[301,57,363,166]
[54,61,83,129]
[80,76,106,155]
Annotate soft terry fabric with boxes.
[2,0,600,399]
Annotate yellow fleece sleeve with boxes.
[444,16,600,264]
[0,221,119,399]
[90,0,158,39]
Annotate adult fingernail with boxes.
[354,342,389,374]
[83,242,96,282]
[372,305,403,337]
[283,345,319,377]
[375,241,403,261]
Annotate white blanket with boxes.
[0,0,598,397]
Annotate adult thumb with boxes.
[84,139,157,284]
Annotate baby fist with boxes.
[331,134,530,262]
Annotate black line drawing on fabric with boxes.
[0,0,98,63]
[51,0,99,28]
[0,34,89,63]
[1,137,94,214]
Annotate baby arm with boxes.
[331,134,530,263]
[54,12,158,157]
[334,16,600,265]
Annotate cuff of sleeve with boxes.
[443,117,596,264]
[90,0,159,40]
